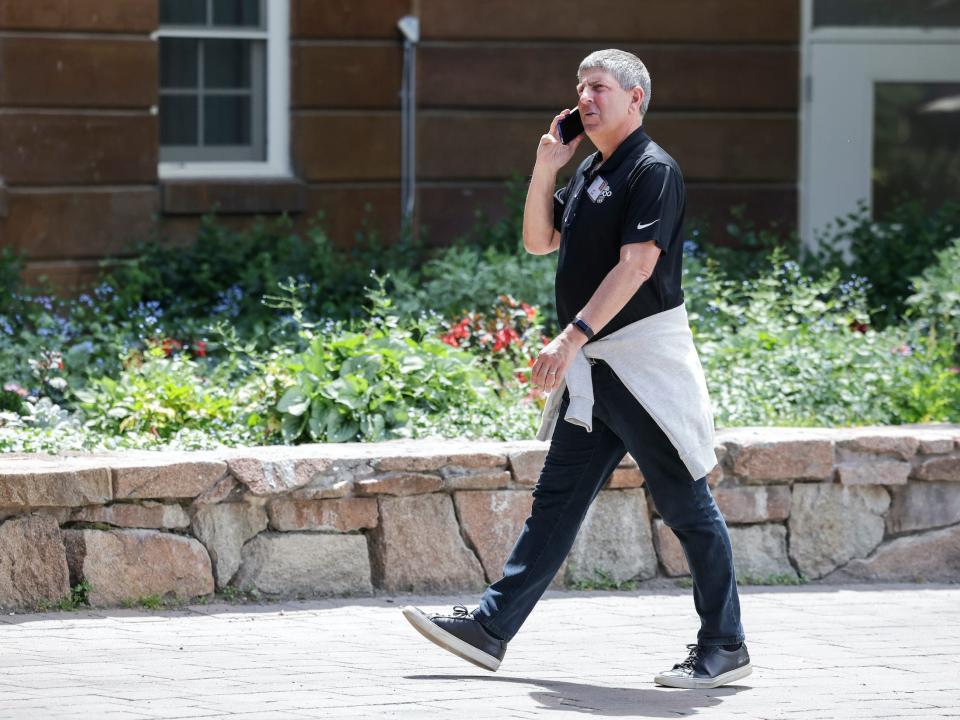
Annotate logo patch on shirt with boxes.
[637,219,660,230]
[586,175,613,204]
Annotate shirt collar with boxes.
[583,125,650,180]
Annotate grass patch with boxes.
[568,568,640,591]
[219,585,262,603]
[738,573,806,586]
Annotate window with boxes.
[873,82,960,216]
[813,0,960,28]
[156,0,290,178]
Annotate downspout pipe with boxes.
[397,16,419,233]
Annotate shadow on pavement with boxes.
[405,672,748,716]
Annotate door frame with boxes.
[799,0,960,261]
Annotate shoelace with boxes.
[451,604,471,617]
[674,643,704,671]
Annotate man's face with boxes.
[575,68,641,135]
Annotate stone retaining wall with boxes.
[1,424,959,609]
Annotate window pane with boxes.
[814,0,960,27]
[212,0,261,27]
[160,38,198,89]
[873,82,960,215]
[204,95,251,145]
[204,39,251,89]
[160,95,199,145]
[159,0,208,25]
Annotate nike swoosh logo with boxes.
[637,219,660,230]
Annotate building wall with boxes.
[0,0,160,291]
[301,0,800,250]
[0,0,800,294]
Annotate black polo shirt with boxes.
[552,125,686,343]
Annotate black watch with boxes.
[572,317,595,340]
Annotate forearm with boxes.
[561,262,651,346]
[522,166,558,254]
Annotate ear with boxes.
[631,87,644,114]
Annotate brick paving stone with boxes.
[0,583,958,719]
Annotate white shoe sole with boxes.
[654,662,752,689]
[401,606,501,672]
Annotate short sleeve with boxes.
[552,184,569,233]
[620,163,682,253]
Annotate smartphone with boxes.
[557,109,584,144]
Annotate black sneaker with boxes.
[654,642,752,689]
[401,604,507,672]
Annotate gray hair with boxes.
[577,49,651,116]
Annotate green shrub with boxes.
[71,343,244,441]
[0,247,27,311]
[689,247,959,427]
[690,204,804,281]
[270,275,542,443]
[98,210,428,338]
[803,199,960,329]
[461,172,527,254]
[389,243,558,335]
[902,236,960,355]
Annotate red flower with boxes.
[161,338,183,357]
[849,320,869,334]
[193,340,207,358]
[514,371,528,384]
[521,302,536,320]
[492,327,520,352]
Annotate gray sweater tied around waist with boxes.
[536,301,719,482]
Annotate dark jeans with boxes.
[473,358,745,647]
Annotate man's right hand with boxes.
[536,109,584,172]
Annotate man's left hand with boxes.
[530,327,587,392]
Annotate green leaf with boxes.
[329,420,358,443]
[400,355,426,373]
[277,387,309,416]
[281,412,306,442]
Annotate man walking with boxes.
[403,49,750,690]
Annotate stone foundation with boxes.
[1,424,958,609]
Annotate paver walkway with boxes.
[0,582,958,719]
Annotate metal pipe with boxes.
[397,16,419,231]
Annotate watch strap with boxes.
[572,317,595,339]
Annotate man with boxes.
[403,49,750,690]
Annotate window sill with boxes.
[161,178,306,216]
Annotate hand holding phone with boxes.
[557,108,584,145]
[538,108,583,172]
